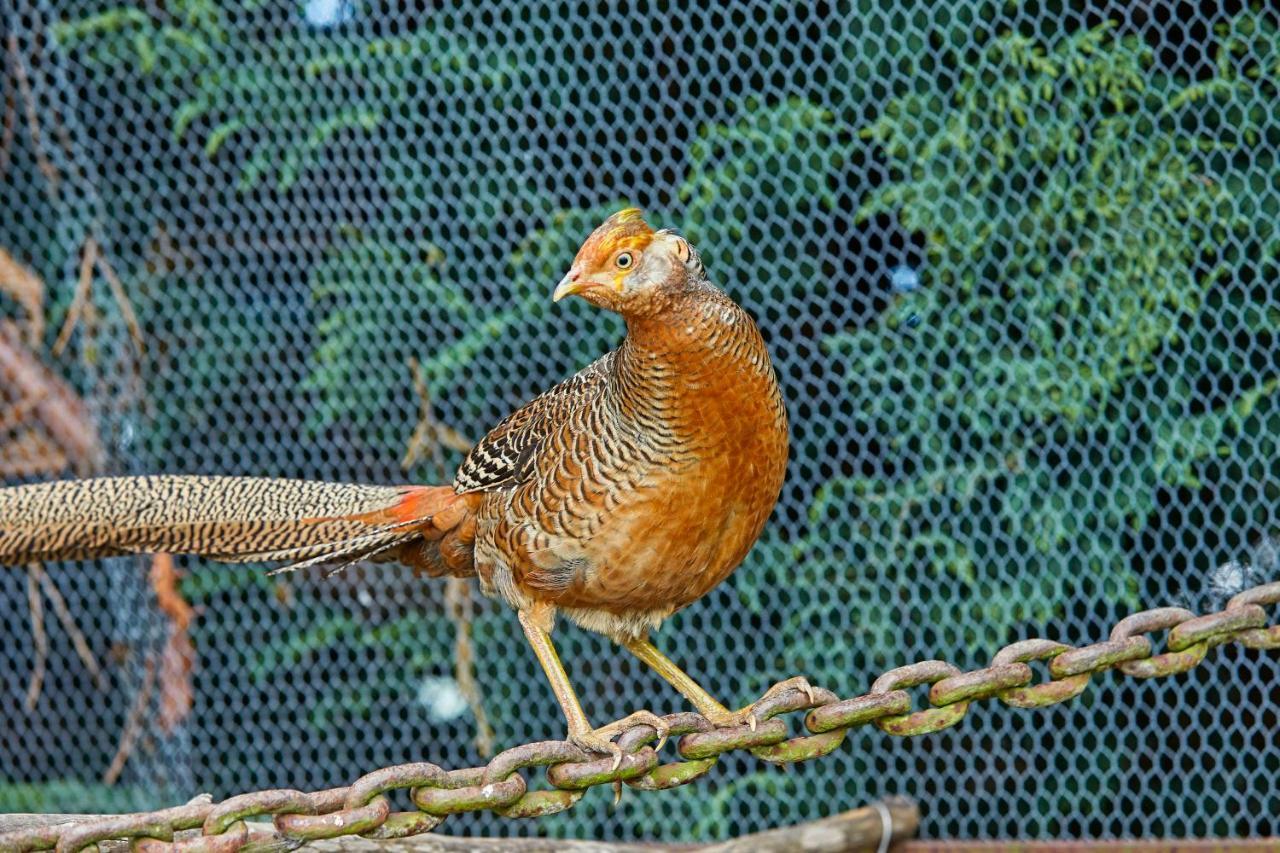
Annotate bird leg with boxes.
[517,608,592,736]
[516,609,668,768]
[622,636,815,730]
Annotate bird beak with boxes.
[553,266,585,303]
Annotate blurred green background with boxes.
[0,0,1277,842]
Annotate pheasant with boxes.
[0,209,808,757]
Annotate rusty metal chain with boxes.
[3,581,1277,853]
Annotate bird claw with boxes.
[569,732,625,772]
[703,705,762,730]
[762,675,817,706]
[569,710,671,772]
[757,671,819,701]
[706,676,819,731]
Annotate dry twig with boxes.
[402,357,473,469]
[444,577,495,756]
[97,249,146,356]
[402,359,492,753]
[51,235,146,358]
[24,564,47,710]
[102,657,155,785]
[38,566,106,690]
[24,563,106,707]
[52,235,98,356]
[6,33,58,194]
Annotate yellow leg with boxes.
[517,610,670,762]
[622,636,815,729]
[622,636,735,720]
[516,608,592,738]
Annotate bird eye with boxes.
[615,252,633,269]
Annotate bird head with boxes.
[553,209,701,315]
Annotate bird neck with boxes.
[612,292,773,430]
[621,297,722,353]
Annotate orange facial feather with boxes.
[577,208,656,269]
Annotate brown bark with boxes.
[0,319,105,476]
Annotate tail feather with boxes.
[0,476,477,576]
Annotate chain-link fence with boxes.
[1,0,1277,843]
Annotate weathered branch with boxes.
[0,320,105,476]
[24,563,47,709]
[101,657,155,785]
[403,360,492,755]
[5,32,58,194]
[51,234,98,356]
[444,575,495,757]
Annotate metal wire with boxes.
[2,580,1275,853]
[2,1,1278,843]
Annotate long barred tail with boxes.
[0,476,478,576]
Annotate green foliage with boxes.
[804,21,1272,663]
[301,232,445,446]
[303,98,850,460]
[54,3,514,191]
[300,207,627,464]
[682,99,847,240]
[678,99,853,306]
[52,1,222,76]
[1167,7,1280,149]
[23,0,1280,836]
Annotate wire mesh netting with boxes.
[1,0,1278,842]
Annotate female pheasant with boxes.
[0,210,807,756]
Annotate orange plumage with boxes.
[0,209,805,754]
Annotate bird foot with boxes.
[569,710,671,771]
[704,676,818,731]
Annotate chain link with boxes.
[3,580,1277,853]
